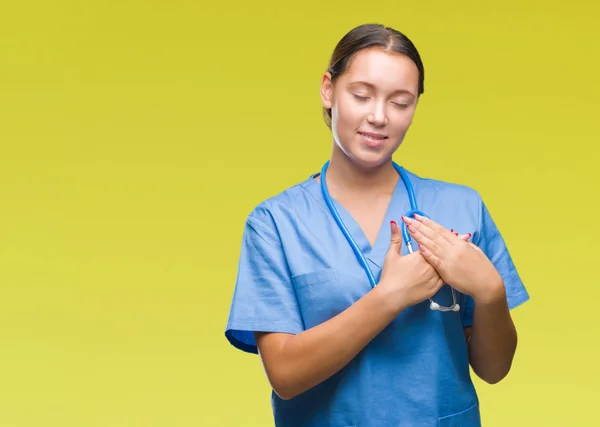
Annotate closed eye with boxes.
[393,102,410,108]
[352,94,369,101]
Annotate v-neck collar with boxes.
[301,170,411,268]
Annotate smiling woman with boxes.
[224,23,529,427]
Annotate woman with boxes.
[225,23,529,427]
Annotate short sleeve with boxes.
[462,196,530,328]
[224,208,305,354]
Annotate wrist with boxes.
[374,280,408,315]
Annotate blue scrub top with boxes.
[225,167,530,427]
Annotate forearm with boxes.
[256,285,404,400]
[468,284,518,384]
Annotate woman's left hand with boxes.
[402,214,505,303]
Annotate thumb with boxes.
[389,220,403,255]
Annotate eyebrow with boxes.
[348,81,416,97]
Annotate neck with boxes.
[324,145,399,196]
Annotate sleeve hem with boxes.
[507,291,530,310]
[225,321,304,355]
[227,320,304,332]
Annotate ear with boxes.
[320,72,333,109]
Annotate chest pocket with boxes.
[292,268,365,330]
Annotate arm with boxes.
[255,221,443,401]
[464,282,518,384]
[403,213,525,385]
[255,284,401,400]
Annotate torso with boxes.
[227,160,527,427]
[264,172,483,426]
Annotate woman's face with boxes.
[321,47,420,169]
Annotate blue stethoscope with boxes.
[319,160,460,312]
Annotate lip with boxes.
[358,131,388,148]
[359,131,387,138]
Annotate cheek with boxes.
[391,109,416,130]
[333,98,365,128]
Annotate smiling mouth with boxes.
[359,132,387,141]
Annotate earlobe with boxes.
[320,72,333,109]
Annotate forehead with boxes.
[338,47,419,91]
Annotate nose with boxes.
[367,101,388,127]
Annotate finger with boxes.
[418,243,442,269]
[402,216,449,253]
[457,233,472,241]
[413,214,456,244]
[389,220,403,255]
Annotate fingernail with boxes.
[402,216,413,224]
[454,232,459,236]
[414,214,424,221]
[418,243,426,252]
[467,233,472,238]
[450,229,454,233]
[390,220,397,226]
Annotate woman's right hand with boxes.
[378,220,444,311]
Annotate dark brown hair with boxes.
[323,23,425,129]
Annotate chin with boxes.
[347,150,393,170]
[352,143,400,168]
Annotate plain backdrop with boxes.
[1,1,598,425]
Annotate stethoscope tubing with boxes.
[319,160,459,312]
